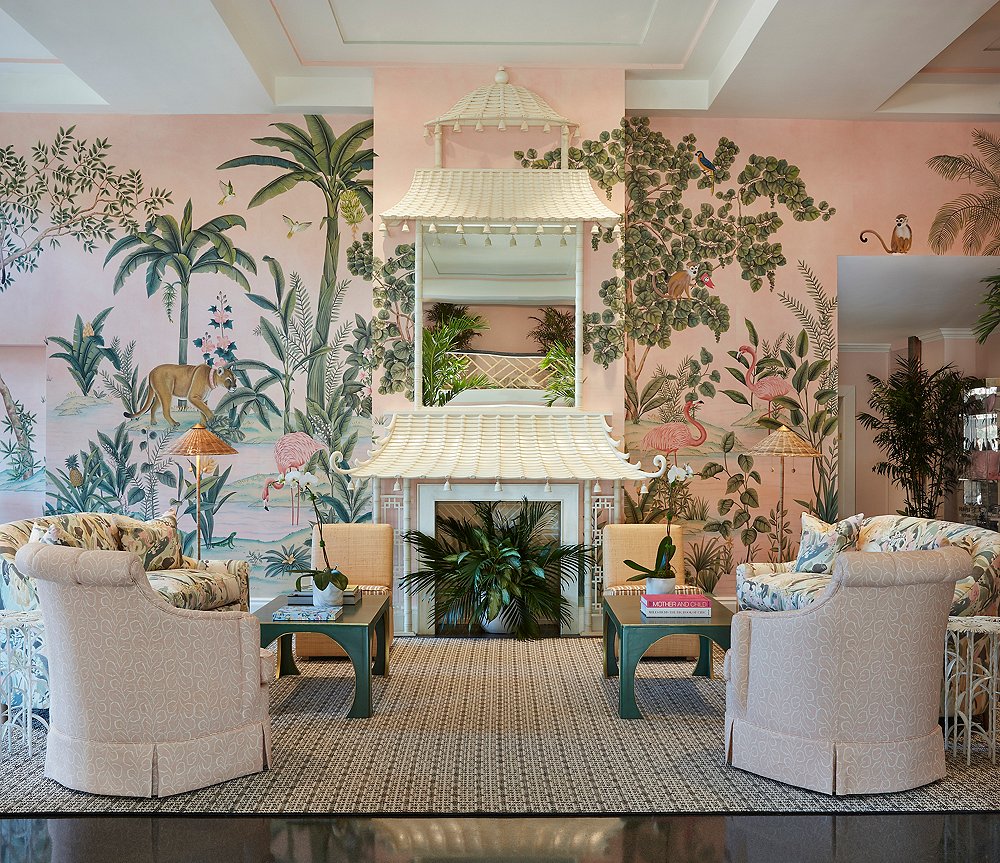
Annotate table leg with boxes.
[345,630,373,719]
[618,629,646,720]
[276,634,299,678]
[694,635,712,677]
[373,608,388,677]
[604,610,619,678]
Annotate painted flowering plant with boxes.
[625,464,694,582]
[287,470,349,592]
[193,292,238,368]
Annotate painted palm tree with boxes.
[218,116,374,405]
[105,200,257,366]
[927,129,1000,255]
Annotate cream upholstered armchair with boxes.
[296,523,395,658]
[724,546,968,795]
[15,543,272,798]
[602,524,697,659]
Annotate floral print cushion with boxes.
[146,567,243,611]
[793,512,864,575]
[737,570,833,612]
[115,510,183,571]
[28,521,74,546]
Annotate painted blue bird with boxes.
[695,149,717,194]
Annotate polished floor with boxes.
[1,814,999,862]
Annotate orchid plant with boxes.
[286,470,349,592]
[625,464,694,583]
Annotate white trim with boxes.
[416,481,582,636]
[916,328,976,344]
[838,386,856,517]
[839,343,892,353]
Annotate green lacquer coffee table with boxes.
[255,594,390,719]
[602,594,733,720]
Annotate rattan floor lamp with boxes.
[747,425,821,543]
[167,423,237,561]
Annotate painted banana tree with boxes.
[218,116,374,406]
[104,199,256,366]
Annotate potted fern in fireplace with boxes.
[402,498,592,640]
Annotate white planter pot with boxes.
[481,610,516,635]
[645,577,676,595]
[312,582,344,608]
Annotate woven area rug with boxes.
[2,637,998,813]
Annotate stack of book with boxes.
[271,605,343,622]
[640,593,712,617]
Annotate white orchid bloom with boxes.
[683,463,694,478]
[298,471,320,489]
[284,469,303,484]
[667,465,686,484]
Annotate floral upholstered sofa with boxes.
[737,515,1000,617]
[0,511,250,709]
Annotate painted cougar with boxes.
[125,363,237,427]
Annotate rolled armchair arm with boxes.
[183,556,251,611]
[735,560,797,581]
[724,613,751,717]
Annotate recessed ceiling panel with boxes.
[271,0,721,66]
[0,8,56,59]
[329,0,660,46]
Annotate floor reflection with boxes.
[1,814,998,863]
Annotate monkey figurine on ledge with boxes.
[859,214,912,254]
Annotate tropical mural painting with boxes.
[0,115,375,597]
[517,117,838,579]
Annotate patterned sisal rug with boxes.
[1,637,997,813]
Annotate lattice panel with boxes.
[380,494,407,633]
[590,494,615,621]
[451,351,550,389]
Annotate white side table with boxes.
[0,610,48,755]
[943,615,1000,765]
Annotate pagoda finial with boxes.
[495,66,509,84]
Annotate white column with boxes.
[434,124,443,168]
[371,477,381,525]
[575,219,584,408]
[613,479,622,525]
[560,125,569,169]
[401,477,413,634]
[583,480,593,635]
[413,220,424,407]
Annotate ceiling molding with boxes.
[916,328,976,344]
[840,343,892,353]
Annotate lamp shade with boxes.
[166,423,237,457]
[746,425,821,459]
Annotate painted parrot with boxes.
[695,149,717,194]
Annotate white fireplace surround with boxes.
[415,482,582,636]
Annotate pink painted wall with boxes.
[456,304,573,355]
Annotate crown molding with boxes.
[916,328,975,343]
[839,343,892,353]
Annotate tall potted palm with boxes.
[105,199,256,367]
[403,498,591,640]
[857,355,979,518]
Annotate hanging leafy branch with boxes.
[516,119,835,422]
[347,231,415,398]
[0,126,170,289]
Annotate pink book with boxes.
[640,594,711,608]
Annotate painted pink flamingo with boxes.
[739,344,791,420]
[642,399,708,464]
[262,432,325,524]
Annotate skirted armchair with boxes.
[724,546,968,795]
[15,543,272,798]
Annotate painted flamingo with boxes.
[642,399,708,464]
[262,432,325,524]
[739,344,791,420]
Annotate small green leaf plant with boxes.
[287,472,349,592]
[702,433,772,563]
[48,307,114,395]
[625,464,693,582]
